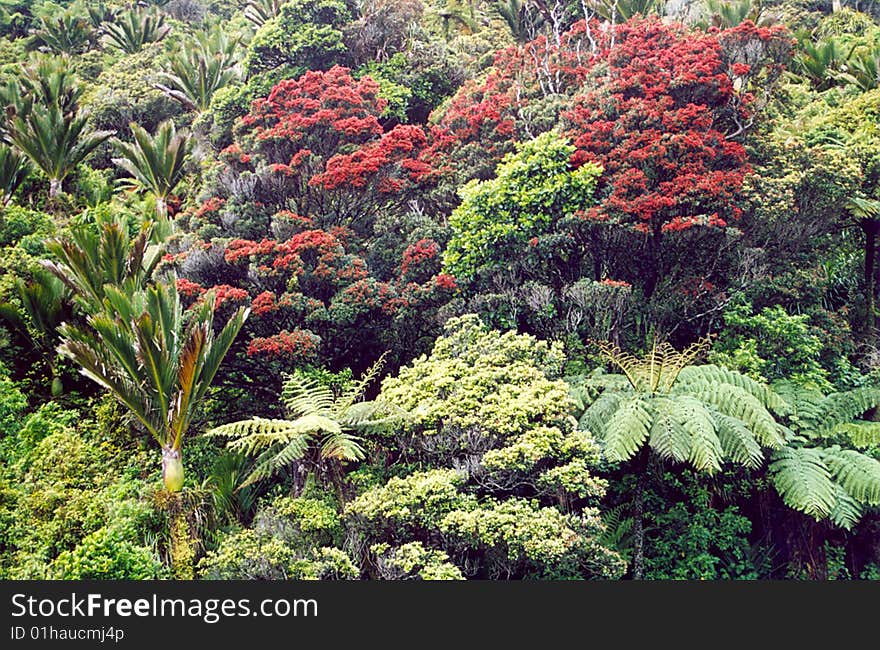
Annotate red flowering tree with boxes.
[202,66,432,240]
[168,217,457,379]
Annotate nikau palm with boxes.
[156,30,241,113]
[113,121,190,220]
[44,217,248,492]
[31,12,93,55]
[100,8,169,54]
[0,144,31,205]
[8,102,112,197]
[57,282,248,492]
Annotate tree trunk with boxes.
[643,228,662,300]
[155,195,167,222]
[863,219,878,335]
[832,0,842,11]
[162,446,184,493]
[630,447,651,580]
[49,178,62,198]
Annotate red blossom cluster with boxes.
[195,197,226,219]
[210,284,249,309]
[213,66,434,230]
[400,238,440,279]
[246,329,320,361]
[176,278,206,297]
[599,279,632,289]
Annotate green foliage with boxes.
[84,42,183,147]
[371,541,464,580]
[209,355,399,486]
[198,494,356,579]
[345,316,625,579]
[100,7,169,54]
[50,525,166,579]
[711,299,833,390]
[112,120,191,219]
[243,0,351,78]
[157,27,241,113]
[640,471,763,580]
[444,132,601,284]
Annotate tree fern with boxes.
[210,356,401,488]
[821,447,880,505]
[677,364,790,414]
[602,396,652,462]
[769,446,838,520]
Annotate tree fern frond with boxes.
[769,446,837,520]
[340,400,406,431]
[578,392,624,436]
[828,484,863,531]
[336,352,388,415]
[648,397,690,464]
[597,339,708,393]
[320,431,365,462]
[689,383,787,448]
[281,372,336,418]
[772,380,826,426]
[677,364,790,414]
[602,397,652,462]
[821,446,880,505]
[713,412,764,468]
[812,388,880,437]
[675,397,723,473]
[834,422,880,449]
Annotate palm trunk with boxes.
[631,446,651,580]
[49,178,62,198]
[162,446,184,493]
[155,195,167,221]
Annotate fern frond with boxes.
[821,446,880,505]
[578,392,624,436]
[769,446,837,520]
[648,397,691,464]
[281,372,336,418]
[811,387,880,437]
[828,484,863,531]
[772,380,825,427]
[336,352,388,415]
[689,383,787,448]
[713,413,764,468]
[602,396,653,462]
[677,364,790,414]
[320,431,365,462]
[675,396,723,473]
[834,422,880,449]
[597,339,708,393]
[340,400,406,432]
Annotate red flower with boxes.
[246,330,320,361]
[176,278,206,297]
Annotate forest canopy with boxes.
[2,0,880,581]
